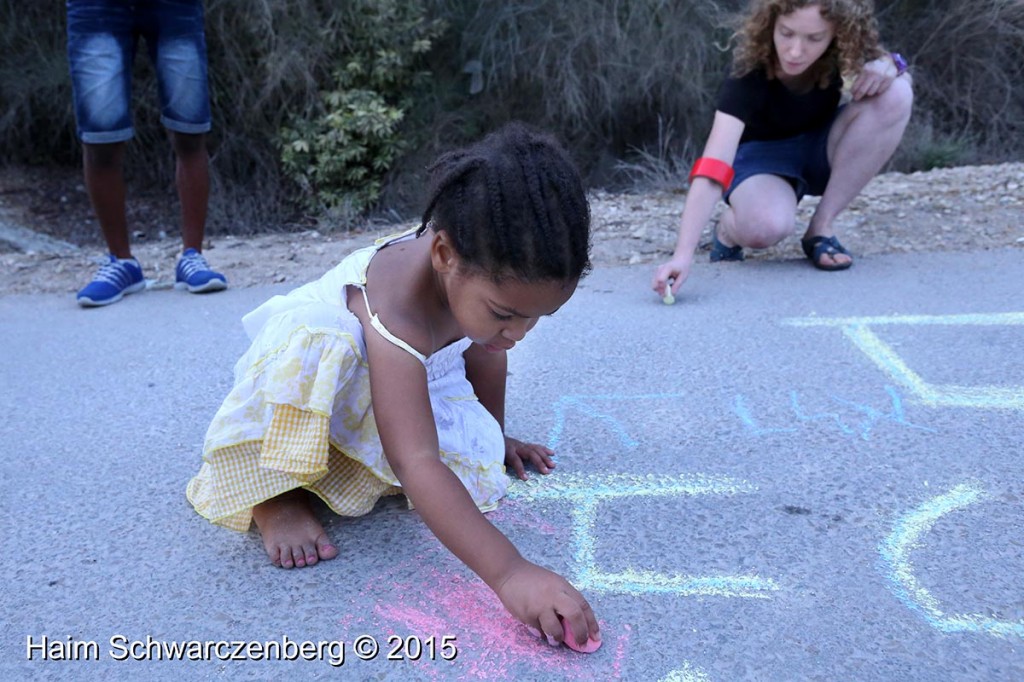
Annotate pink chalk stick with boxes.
[560,617,602,654]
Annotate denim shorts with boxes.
[67,0,211,143]
[723,108,843,204]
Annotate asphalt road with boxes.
[2,249,1022,681]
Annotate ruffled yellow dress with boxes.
[186,232,508,531]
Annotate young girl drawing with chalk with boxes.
[187,123,601,652]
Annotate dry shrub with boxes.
[423,0,1023,185]
[0,5,77,164]
[878,0,1024,169]
[2,0,1021,222]
[424,0,735,183]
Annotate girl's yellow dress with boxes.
[186,232,508,531]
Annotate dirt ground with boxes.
[1,162,1021,298]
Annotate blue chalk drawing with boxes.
[510,473,780,599]
[879,483,1024,638]
[734,395,798,436]
[787,391,855,436]
[547,393,686,451]
[783,313,1024,409]
[829,385,936,438]
[736,386,936,440]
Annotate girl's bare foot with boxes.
[251,489,339,568]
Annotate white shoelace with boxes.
[92,260,137,286]
[178,252,211,277]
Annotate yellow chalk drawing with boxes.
[660,662,711,681]
[783,312,1024,409]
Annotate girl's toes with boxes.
[317,536,339,561]
[279,546,295,569]
[301,542,319,566]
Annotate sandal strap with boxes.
[710,230,744,262]
[802,235,849,261]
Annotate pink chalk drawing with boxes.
[343,560,629,680]
[488,495,567,539]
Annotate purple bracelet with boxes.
[890,52,908,76]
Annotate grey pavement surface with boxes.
[2,249,1023,681]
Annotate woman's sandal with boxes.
[710,225,744,262]
[801,235,853,271]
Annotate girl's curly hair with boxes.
[731,0,886,87]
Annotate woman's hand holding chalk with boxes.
[663,278,675,305]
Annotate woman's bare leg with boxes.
[807,77,914,266]
[718,173,800,249]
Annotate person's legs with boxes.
[82,142,131,258]
[68,1,148,306]
[67,0,137,259]
[805,77,914,266]
[143,0,225,291]
[78,141,148,307]
[170,131,209,252]
[718,174,800,249]
[145,0,212,251]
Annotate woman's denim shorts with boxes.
[723,108,844,204]
[67,0,211,143]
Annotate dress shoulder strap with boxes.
[359,286,427,364]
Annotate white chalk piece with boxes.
[662,277,676,305]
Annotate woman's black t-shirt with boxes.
[717,66,842,143]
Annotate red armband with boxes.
[689,157,735,190]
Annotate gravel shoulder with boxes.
[1,162,1021,297]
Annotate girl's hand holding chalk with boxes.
[497,561,601,653]
[527,618,603,653]
[559,616,603,652]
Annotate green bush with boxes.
[279,1,444,220]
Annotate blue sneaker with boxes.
[76,255,146,307]
[175,248,227,293]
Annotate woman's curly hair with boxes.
[731,0,886,87]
